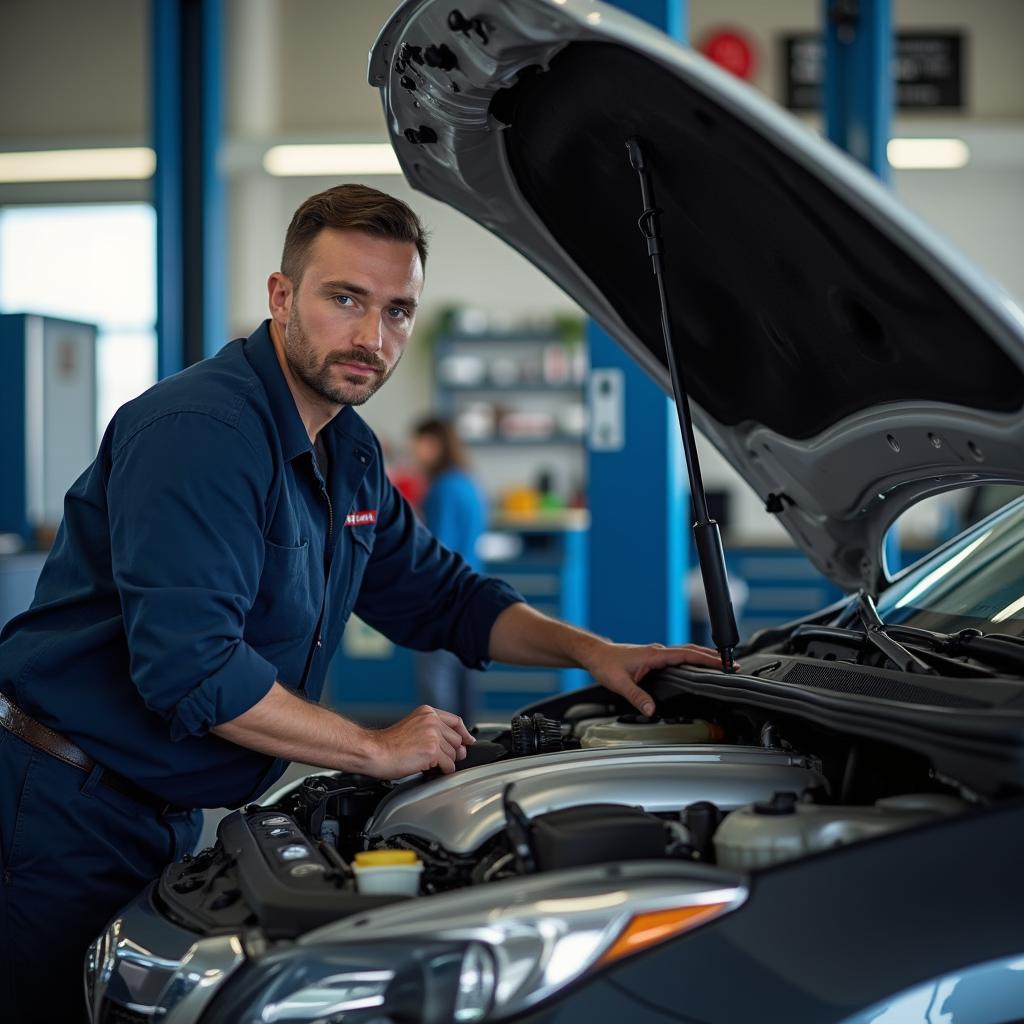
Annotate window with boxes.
[0,203,157,437]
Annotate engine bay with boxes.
[158,686,979,941]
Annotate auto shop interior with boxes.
[2,2,1024,1023]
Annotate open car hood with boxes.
[369,0,1024,593]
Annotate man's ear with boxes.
[267,271,293,325]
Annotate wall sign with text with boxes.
[782,32,965,111]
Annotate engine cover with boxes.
[365,745,825,854]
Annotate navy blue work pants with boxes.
[0,729,201,1023]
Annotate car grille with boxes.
[100,1002,152,1024]
[782,662,990,708]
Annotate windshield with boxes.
[877,496,1024,638]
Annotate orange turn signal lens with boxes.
[600,902,731,966]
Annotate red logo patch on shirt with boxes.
[345,510,377,527]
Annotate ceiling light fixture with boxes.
[887,138,970,170]
[0,148,156,184]
[263,144,402,177]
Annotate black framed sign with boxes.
[782,32,965,111]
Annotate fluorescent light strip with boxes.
[263,144,402,177]
[0,148,156,183]
[887,138,970,170]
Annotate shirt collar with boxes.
[243,319,379,470]
[242,319,320,462]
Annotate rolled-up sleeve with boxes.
[354,473,524,668]
[107,412,278,740]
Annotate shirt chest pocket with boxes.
[247,538,321,646]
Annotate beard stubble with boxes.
[283,305,397,407]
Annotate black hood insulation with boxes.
[497,43,1024,441]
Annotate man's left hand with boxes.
[578,641,725,717]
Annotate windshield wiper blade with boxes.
[852,592,937,675]
[944,630,1024,674]
[837,596,1024,675]
[786,622,1000,678]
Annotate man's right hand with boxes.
[212,684,476,779]
[367,704,475,778]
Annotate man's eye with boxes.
[387,307,410,321]
[333,295,354,306]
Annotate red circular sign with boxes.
[699,28,757,81]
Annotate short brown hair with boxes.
[281,183,428,284]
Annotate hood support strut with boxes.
[626,137,740,672]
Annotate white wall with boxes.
[893,163,1024,300]
[0,0,146,144]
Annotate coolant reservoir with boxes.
[352,849,423,895]
[712,792,965,870]
[579,716,724,748]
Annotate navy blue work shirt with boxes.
[0,322,523,809]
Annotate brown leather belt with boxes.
[0,692,183,814]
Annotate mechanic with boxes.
[0,184,721,1022]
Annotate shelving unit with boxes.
[435,328,590,708]
[432,328,588,507]
[464,436,583,448]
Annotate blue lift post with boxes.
[586,0,689,651]
[823,0,893,181]
[152,0,227,377]
[822,0,900,575]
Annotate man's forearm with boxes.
[211,681,377,773]
[488,602,606,669]
[211,681,476,779]
[487,602,723,718]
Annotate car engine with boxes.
[154,693,970,942]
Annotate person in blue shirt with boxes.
[410,416,488,721]
[0,184,721,1022]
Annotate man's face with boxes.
[275,228,424,407]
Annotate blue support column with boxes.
[823,0,892,180]
[586,0,688,648]
[152,0,227,377]
[152,1,184,378]
[201,0,227,359]
[823,0,898,573]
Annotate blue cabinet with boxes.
[473,519,589,713]
[0,314,97,545]
[689,546,845,646]
[731,547,844,637]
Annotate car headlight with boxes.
[83,933,101,1020]
[205,867,744,1023]
[205,940,496,1024]
[83,917,121,1022]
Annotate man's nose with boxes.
[351,310,384,352]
